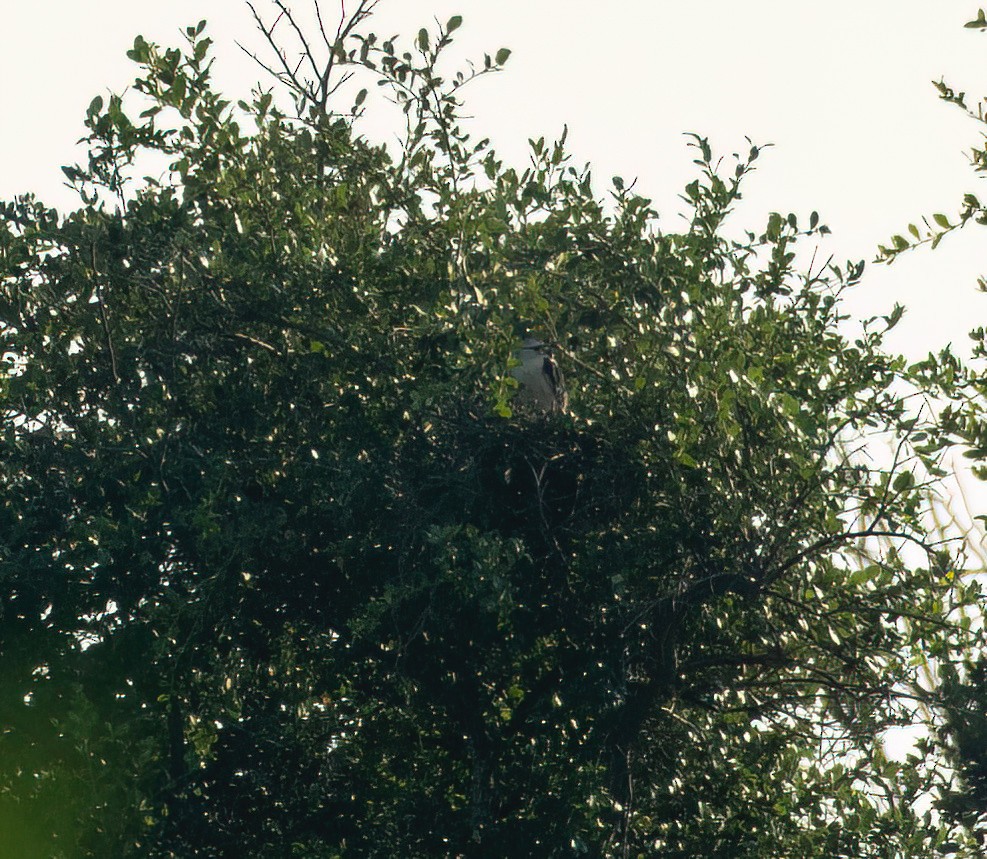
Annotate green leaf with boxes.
[933,213,951,229]
[127,35,151,63]
[892,471,914,492]
[965,9,987,28]
[447,15,463,32]
[417,28,430,51]
[766,211,783,239]
[674,450,698,468]
[194,37,212,63]
[495,47,512,65]
[778,393,800,416]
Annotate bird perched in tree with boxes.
[511,336,567,413]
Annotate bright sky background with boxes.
[4,1,987,359]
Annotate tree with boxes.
[1,4,982,856]
[873,10,987,852]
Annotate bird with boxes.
[511,336,567,413]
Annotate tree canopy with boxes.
[1,5,985,857]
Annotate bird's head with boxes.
[520,336,547,351]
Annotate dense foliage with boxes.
[1,6,984,856]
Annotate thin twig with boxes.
[271,0,322,83]
[313,0,336,52]
[242,3,312,100]
[228,332,281,355]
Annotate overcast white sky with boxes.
[3,0,987,355]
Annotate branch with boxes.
[90,242,120,383]
[271,0,323,84]
[313,0,337,52]
[241,2,315,103]
[227,332,282,356]
[680,649,792,674]
[769,527,941,586]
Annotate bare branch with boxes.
[271,0,323,84]
[313,0,337,53]
[240,3,315,99]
